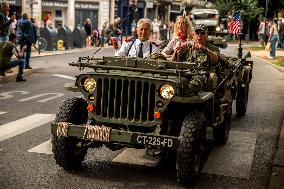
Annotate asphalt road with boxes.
[0,46,283,189]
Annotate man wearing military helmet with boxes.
[173,24,220,70]
[172,24,221,91]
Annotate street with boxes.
[0,45,284,189]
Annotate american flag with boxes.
[229,13,242,34]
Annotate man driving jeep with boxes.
[173,24,221,91]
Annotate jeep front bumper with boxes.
[51,122,180,149]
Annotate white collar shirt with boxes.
[161,37,187,56]
[114,39,158,58]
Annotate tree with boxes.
[257,0,284,18]
[212,0,263,39]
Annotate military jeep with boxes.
[51,53,253,186]
[191,8,228,48]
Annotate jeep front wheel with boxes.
[52,97,88,170]
[176,111,206,186]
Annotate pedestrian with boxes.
[257,16,265,47]
[101,21,108,45]
[113,17,122,45]
[265,19,271,44]
[131,20,136,37]
[268,18,279,59]
[84,18,92,46]
[152,18,160,41]
[161,16,192,60]
[0,1,16,42]
[17,12,34,69]
[45,13,52,28]
[8,12,17,34]
[0,33,27,82]
[115,18,158,58]
[277,18,284,48]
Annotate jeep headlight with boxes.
[159,84,175,100]
[83,78,96,92]
[216,26,221,32]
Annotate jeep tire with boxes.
[177,111,206,186]
[213,107,232,144]
[52,97,88,170]
[236,84,249,116]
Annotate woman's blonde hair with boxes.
[173,16,192,39]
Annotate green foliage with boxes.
[212,0,264,21]
[258,0,284,18]
[275,61,284,68]
[212,0,235,19]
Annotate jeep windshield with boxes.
[191,9,219,26]
[193,13,218,20]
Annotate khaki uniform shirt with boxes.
[182,42,220,71]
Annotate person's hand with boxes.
[10,15,16,21]
[22,45,27,51]
[191,42,205,51]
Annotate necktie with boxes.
[138,42,143,58]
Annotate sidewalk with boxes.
[0,45,110,82]
[0,42,284,188]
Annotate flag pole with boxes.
[237,0,243,58]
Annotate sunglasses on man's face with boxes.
[195,30,206,35]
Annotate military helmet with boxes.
[194,24,208,33]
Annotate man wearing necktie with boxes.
[115,18,158,58]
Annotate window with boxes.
[55,10,62,17]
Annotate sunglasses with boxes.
[195,30,206,35]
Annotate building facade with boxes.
[5,0,110,30]
[4,0,211,32]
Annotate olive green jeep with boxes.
[191,8,228,48]
[51,53,253,186]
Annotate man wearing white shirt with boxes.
[115,18,158,58]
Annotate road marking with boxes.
[28,139,53,154]
[0,111,6,115]
[202,130,257,178]
[0,91,29,100]
[18,93,64,103]
[112,148,161,167]
[53,74,75,80]
[0,114,55,142]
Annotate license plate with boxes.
[131,133,179,149]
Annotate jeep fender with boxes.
[242,66,252,84]
[172,92,214,103]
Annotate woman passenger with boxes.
[161,16,192,60]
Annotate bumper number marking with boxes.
[136,135,174,148]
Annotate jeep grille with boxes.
[207,26,216,33]
[96,78,156,122]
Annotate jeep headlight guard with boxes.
[159,84,175,100]
[83,77,96,92]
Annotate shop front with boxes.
[75,2,99,30]
[41,0,68,28]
